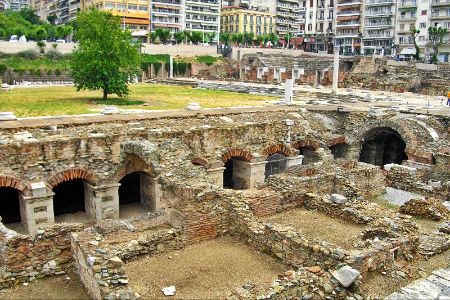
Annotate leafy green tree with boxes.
[19,8,41,25]
[150,31,158,43]
[243,32,254,46]
[206,32,215,43]
[155,28,171,44]
[268,32,279,46]
[173,31,184,44]
[428,26,448,64]
[47,14,57,25]
[183,30,191,44]
[56,25,73,40]
[32,26,47,41]
[0,28,6,40]
[70,9,141,100]
[219,32,230,45]
[231,33,244,46]
[188,31,203,44]
[36,40,46,53]
[410,28,421,60]
[256,35,264,47]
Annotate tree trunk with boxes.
[103,89,107,100]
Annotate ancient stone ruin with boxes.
[0,100,448,299]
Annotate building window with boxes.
[400,24,405,30]
[419,22,426,28]
[419,36,425,41]
[308,23,312,30]
[310,0,313,6]
[421,10,427,15]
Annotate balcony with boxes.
[397,14,416,20]
[398,1,417,8]
[152,0,182,6]
[186,0,219,6]
[362,33,393,38]
[336,21,360,27]
[337,10,361,16]
[430,12,450,19]
[431,0,450,6]
[365,10,394,17]
[365,0,393,6]
[337,0,361,6]
[364,22,392,28]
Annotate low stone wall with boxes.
[386,164,449,200]
[0,223,83,289]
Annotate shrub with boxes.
[55,68,62,75]
[46,50,64,61]
[18,50,39,60]
[0,63,7,76]
[195,55,217,66]
[47,69,52,75]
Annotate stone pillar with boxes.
[169,55,174,79]
[21,182,55,233]
[333,46,340,95]
[286,155,304,168]
[232,157,267,189]
[206,167,226,188]
[141,175,161,211]
[85,183,120,223]
[285,79,294,104]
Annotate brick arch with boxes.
[191,157,211,169]
[0,175,32,196]
[47,168,98,190]
[115,153,154,181]
[262,144,295,159]
[221,148,253,163]
[291,139,321,151]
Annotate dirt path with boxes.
[125,237,285,299]
[263,208,367,249]
[0,270,89,300]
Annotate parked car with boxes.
[56,39,66,44]
[9,35,18,42]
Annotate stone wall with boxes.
[0,223,83,289]
[344,57,450,96]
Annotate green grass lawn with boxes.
[0,83,277,117]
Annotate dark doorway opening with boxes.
[53,179,87,222]
[330,143,349,160]
[223,159,234,189]
[359,128,408,167]
[0,187,21,224]
[119,172,151,218]
[265,153,287,179]
[119,172,142,205]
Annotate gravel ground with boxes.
[0,270,89,300]
[124,237,285,299]
[263,208,367,249]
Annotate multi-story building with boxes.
[5,0,29,11]
[185,0,220,42]
[362,0,396,55]
[429,0,450,60]
[334,0,363,54]
[0,0,8,11]
[151,0,185,35]
[80,0,151,41]
[300,0,334,52]
[47,0,70,24]
[276,0,301,36]
[220,6,276,36]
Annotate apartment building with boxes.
[276,0,301,35]
[4,0,29,11]
[151,0,185,34]
[47,0,70,24]
[298,0,334,52]
[185,0,220,41]
[80,0,151,41]
[220,6,276,35]
[334,0,363,54]
[362,0,396,55]
[429,0,450,60]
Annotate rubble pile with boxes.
[400,197,449,220]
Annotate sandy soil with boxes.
[0,270,89,300]
[119,202,150,219]
[125,237,285,299]
[263,208,367,249]
[361,251,450,298]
